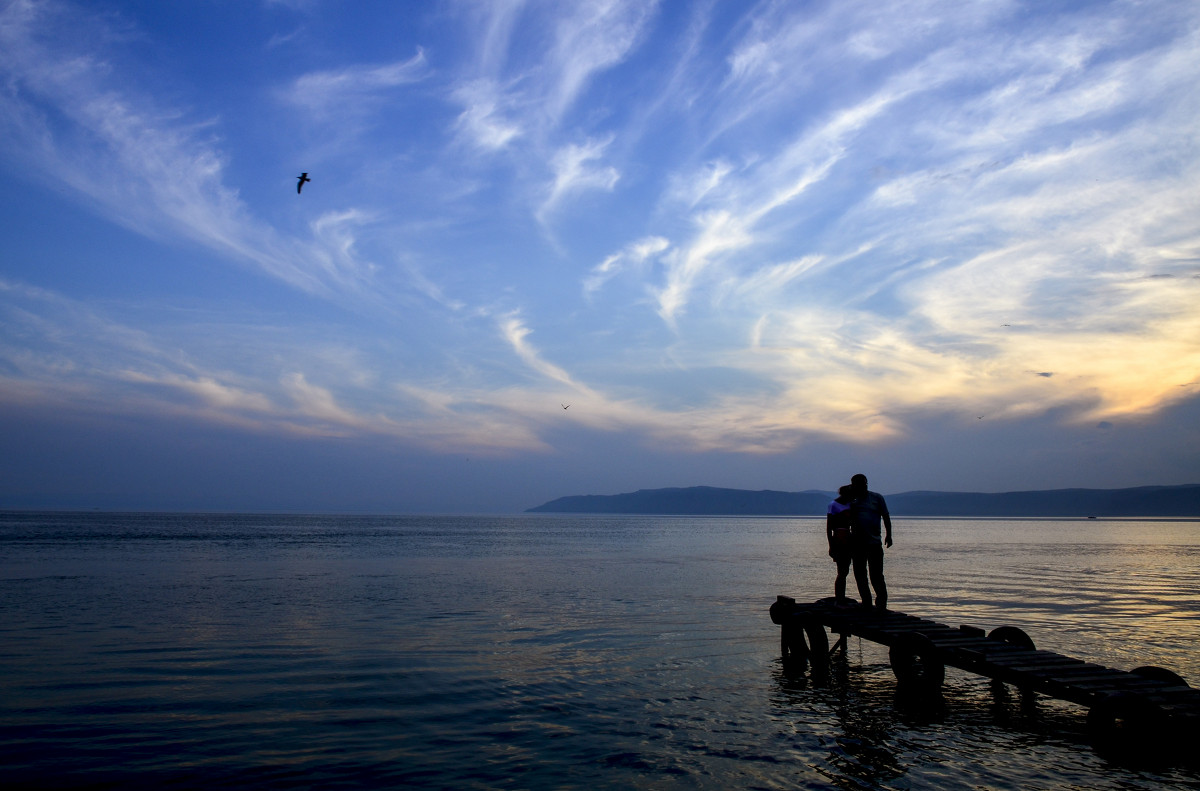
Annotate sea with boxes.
[1,511,1198,790]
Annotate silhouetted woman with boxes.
[826,485,855,603]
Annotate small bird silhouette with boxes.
[561,404,570,410]
[297,173,311,194]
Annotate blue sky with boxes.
[1,0,1198,512]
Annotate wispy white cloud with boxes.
[585,236,669,296]
[308,209,379,286]
[452,79,523,150]
[650,58,933,321]
[537,136,620,222]
[730,255,824,303]
[448,0,654,224]
[665,159,734,209]
[655,210,751,324]
[282,371,368,430]
[542,0,658,123]
[283,49,428,117]
[122,370,276,415]
[499,313,587,391]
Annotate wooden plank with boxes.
[974,646,1043,656]
[1019,666,1118,680]
[1143,688,1200,701]
[924,636,993,647]
[990,652,1082,664]
[983,655,1085,669]
[953,648,987,662]
[877,626,957,638]
[1054,679,1162,693]
[1036,676,1133,691]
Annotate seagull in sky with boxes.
[297,172,311,194]
[561,403,570,410]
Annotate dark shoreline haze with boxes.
[526,484,1200,517]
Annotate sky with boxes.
[1,0,1198,513]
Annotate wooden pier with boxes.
[770,596,1200,757]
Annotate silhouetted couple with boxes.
[826,474,893,610]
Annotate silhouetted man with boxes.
[849,473,892,610]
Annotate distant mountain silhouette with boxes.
[526,484,1200,517]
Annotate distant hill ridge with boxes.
[526,484,1200,517]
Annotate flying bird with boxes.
[561,404,570,410]
[297,172,311,194]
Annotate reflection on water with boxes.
[0,513,1198,789]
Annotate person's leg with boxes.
[834,555,850,600]
[852,552,872,606]
[867,546,887,609]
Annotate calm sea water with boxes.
[1,512,1198,790]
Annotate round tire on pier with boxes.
[889,633,944,692]
[987,626,1035,650]
[769,596,795,625]
[803,618,829,663]
[987,626,1036,697]
[1130,665,1189,688]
